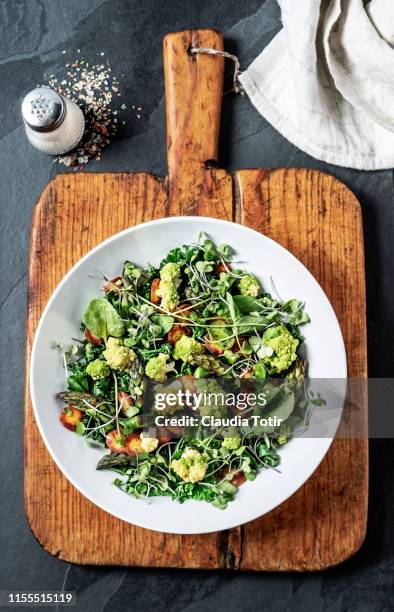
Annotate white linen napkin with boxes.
[239,0,394,170]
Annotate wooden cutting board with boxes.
[24,29,368,570]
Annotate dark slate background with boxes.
[1,0,393,610]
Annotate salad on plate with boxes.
[56,233,319,509]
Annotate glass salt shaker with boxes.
[21,86,85,155]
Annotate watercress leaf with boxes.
[233,295,264,314]
[217,243,232,258]
[259,386,296,432]
[220,446,230,458]
[138,463,151,482]
[82,298,125,340]
[283,299,310,325]
[196,260,214,273]
[309,393,326,406]
[122,415,141,433]
[288,310,310,325]
[153,473,169,491]
[237,315,269,334]
[240,459,252,473]
[92,377,111,397]
[125,404,140,418]
[150,324,163,336]
[257,442,281,467]
[249,335,261,353]
[75,421,86,436]
[283,299,301,313]
[68,373,89,392]
[245,470,256,481]
[253,362,267,380]
[151,314,174,334]
[263,326,280,340]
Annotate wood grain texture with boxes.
[25,171,240,568]
[25,168,367,569]
[163,30,230,216]
[24,29,368,569]
[235,168,368,570]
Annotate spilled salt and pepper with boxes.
[21,52,139,169]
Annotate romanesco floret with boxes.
[86,358,110,380]
[173,335,204,363]
[170,448,208,483]
[139,433,159,453]
[156,262,181,311]
[238,273,260,297]
[262,325,299,373]
[222,437,241,450]
[103,337,136,371]
[145,353,175,381]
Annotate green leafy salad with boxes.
[56,233,320,509]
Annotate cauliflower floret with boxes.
[156,262,181,311]
[139,433,159,453]
[222,437,241,450]
[103,337,136,371]
[238,274,260,297]
[173,335,204,364]
[262,325,299,374]
[170,448,208,483]
[145,353,175,382]
[86,358,110,380]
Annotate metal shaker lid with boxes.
[21,87,65,132]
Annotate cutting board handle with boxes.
[163,29,224,182]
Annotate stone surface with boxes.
[1,0,393,610]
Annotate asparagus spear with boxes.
[56,391,103,409]
[96,452,147,470]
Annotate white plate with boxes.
[30,217,347,534]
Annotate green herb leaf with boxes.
[82,297,125,341]
[259,386,296,432]
[253,362,267,380]
[67,373,89,392]
[233,295,264,314]
[151,314,174,334]
[236,315,269,334]
[75,421,86,436]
